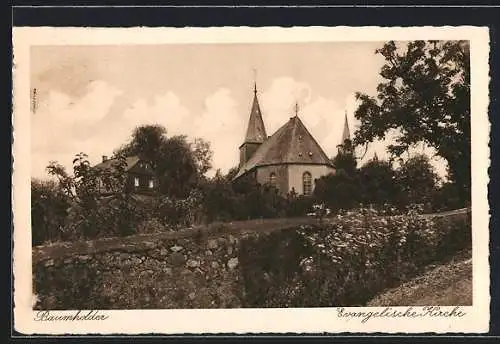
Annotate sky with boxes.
[30,42,448,180]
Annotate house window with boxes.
[148,179,154,189]
[303,172,312,196]
[134,177,139,187]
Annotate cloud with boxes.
[32,76,448,182]
[260,77,312,134]
[193,88,242,175]
[260,77,352,160]
[259,78,449,180]
[123,92,191,134]
[79,91,194,169]
[31,83,245,179]
[121,87,244,177]
[31,80,123,179]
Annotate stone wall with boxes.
[34,232,248,309]
[32,218,320,310]
[32,210,470,310]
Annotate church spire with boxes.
[244,81,267,143]
[341,110,351,143]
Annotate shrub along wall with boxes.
[33,209,471,309]
[240,209,471,307]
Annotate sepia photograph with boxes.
[12,26,490,334]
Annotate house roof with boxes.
[234,115,333,180]
[93,156,148,173]
[242,86,267,144]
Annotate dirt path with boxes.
[366,251,472,306]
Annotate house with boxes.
[92,155,158,195]
[233,83,351,196]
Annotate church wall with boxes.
[255,165,289,195]
[287,164,336,195]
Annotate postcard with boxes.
[12,25,491,334]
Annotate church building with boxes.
[233,83,351,196]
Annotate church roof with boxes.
[242,85,267,144]
[234,115,333,180]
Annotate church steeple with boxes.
[341,111,351,143]
[244,82,267,143]
[337,111,353,155]
[239,81,267,167]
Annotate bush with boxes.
[284,195,315,217]
[239,206,471,307]
[157,189,204,228]
[31,179,72,246]
[137,218,167,234]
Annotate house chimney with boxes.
[102,155,108,162]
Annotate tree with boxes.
[199,169,237,222]
[31,179,71,245]
[332,139,357,176]
[192,138,213,177]
[116,125,167,169]
[158,135,199,198]
[114,125,214,198]
[314,172,360,211]
[431,181,463,212]
[47,153,139,238]
[358,158,398,207]
[354,40,470,204]
[395,154,439,210]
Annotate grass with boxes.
[366,249,472,306]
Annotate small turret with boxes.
[337,111,353,154]
[239,81,267,167]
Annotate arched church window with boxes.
[303,172,312,196]
[269,172,277,188]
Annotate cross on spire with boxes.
[252,68,257,95]
[294,101,299,117]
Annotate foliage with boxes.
[31,179,72,246]
[332,140,357,176]
[45,153,143,240]
[201,170,290,222]
[114,125,213,199]
[314,172,361,211]
[157,188,205,228]
[35,125,214,243]
[354,40,470,204]
[284,193,315,218]
[395,154,439,211]
[192,138,213,176]
[358,158,398,207]
[241,207,471,307]
[431,181,466,212]
[115,125,167,168]
[200,170,245,222]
